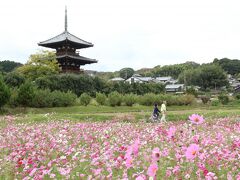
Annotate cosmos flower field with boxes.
[0,114,239,179]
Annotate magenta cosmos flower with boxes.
[147,163,158,177]
[189,114,204,124]
[152,147,160,162]
[185,144,200,160]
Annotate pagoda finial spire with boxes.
[65,6,68,31]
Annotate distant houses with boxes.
[228,74,240,93]
[108,73,240,94]
[110,74,185,93]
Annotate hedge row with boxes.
[93,92,195,107]
[9,82,77,108]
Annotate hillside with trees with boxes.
[0,60,22,73]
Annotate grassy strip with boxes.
[2,103,240,115]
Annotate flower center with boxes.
[192,150,196,155]
[153,167,157,173]
[194,118,199,122]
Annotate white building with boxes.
[165,84,185,93]
[110,77,125,82]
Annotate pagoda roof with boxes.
[57,54,97,65]
[38,31,94,49]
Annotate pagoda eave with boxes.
[38,31,94,49]
[38,41,93,49]
[57,54,97,65]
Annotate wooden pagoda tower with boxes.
[38,7,97,73]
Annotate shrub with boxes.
[185,87,198,97]
[96,92,107,105]
[235,93,240,100]
[123,93,137,106]
[200,95,210,104]
[31,90,77,108]
[218,94,229,105]
[4,72,25,87]
[51,90,77,107]
[211,99,220,106]
[17,81,35,107]
[178,95,195,105]
[139,93,157,106]
[0,76,10,108]
[8,88,19,107]
[79,93,91,106]
[108,91,122,106]
[31,89,53,108]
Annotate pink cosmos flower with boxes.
[29,168,38,176]
[185,144,199,160]
[189,114,204,124]
[152,147,160,162]
[173,165,180,175]
[205,172,217,180]
[125,156,133,168]
[58,167,71,176]
[135,174,146,180]
[147,163,158,177]
[133,139,140,156]
[167,126,177,139]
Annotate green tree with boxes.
[0,76,10,108]
[16,50,59,80]
[214,58,240,75]
[153,62,199,79]
[119,68,134,80]
[179,64,228,90]
[17,81,35,107]
[198,64,229,90]
[178,68,201,86]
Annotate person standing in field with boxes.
[160,101,167,122]
[153,103,160,119]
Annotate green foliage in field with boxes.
[96,92,107,105]
[211,99,220,106]
[108,91,122,106]
[218,94,229,105]
[123,93,138,106]
[50,90,77,107]
[138,93,195,106]
[200,95,211,104]
[17,81,35,107]
[79,93,91,106]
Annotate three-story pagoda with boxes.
[38,7,97,73]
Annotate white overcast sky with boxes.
[0,0,240,71]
